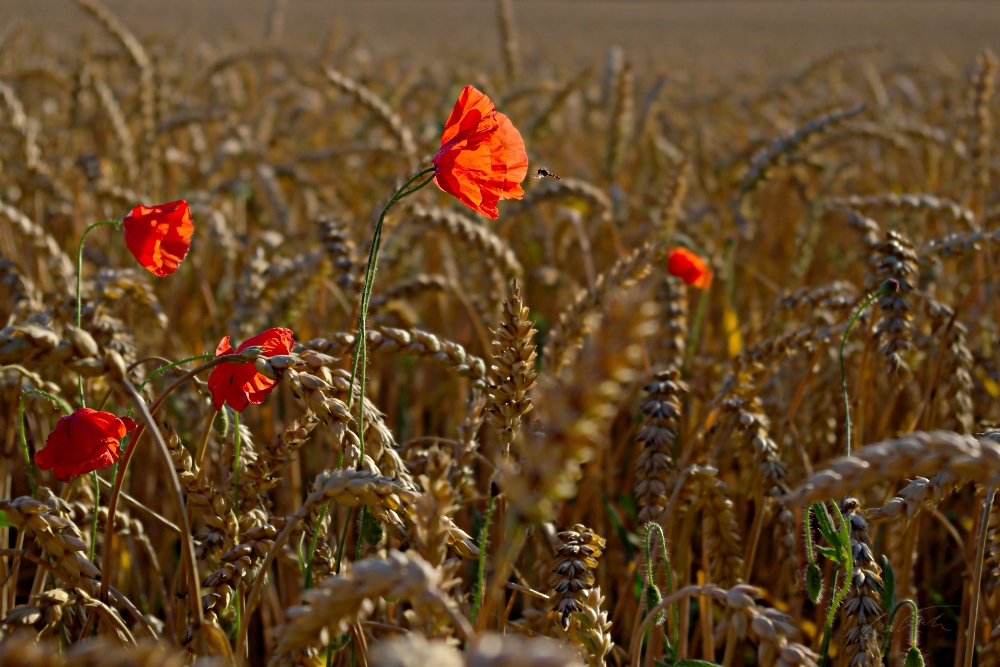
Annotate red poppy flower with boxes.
[668,247,712,289]
[208,327,295,412]
[35,408,136,482]
[432,85,528,220]
[122,200,194,277]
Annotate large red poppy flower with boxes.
[208,327,295,412]
[35,408,137,482]
[432,85,528,220]
[122,200,194,277]
[668,247,712,289]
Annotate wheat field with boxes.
[1,0,1000,665]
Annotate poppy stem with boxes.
[839,280,895,457]
[75,220,121,408]
[99,353,248,606]
[347,166,435,469]
[232,411,241,512]
[17,389,71,499]
[89,471,99,562]
[116,377,204,628]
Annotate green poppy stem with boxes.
[89,471,99,562]
[17,389,71,499]
[75,220,121,407]
[347,167,435,469]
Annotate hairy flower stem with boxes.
[839,281,895,456]
[17,389,70,499]
[470,495,496,624]
[347,167,435,465]
[882,598,920,659]
[818,571,846,667]
[99,353,246,604]
[644,522,678,648]
[75,220,120,406]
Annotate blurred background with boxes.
[3,1,999,79]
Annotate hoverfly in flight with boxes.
[530,167,561,180]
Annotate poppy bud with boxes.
[805,562,824,604]
[644,584,666,625]
[904,647,925,667]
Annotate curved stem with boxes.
[644,522,678,648]
[75,220,121,407]
[116,377,204,627]
[17,389,71,498]
[347,167,435,468]
[99,353,244,604]
[882,598,920,658]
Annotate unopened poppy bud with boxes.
[904,647,924,667]
[805,562,823,604]
[644,584,665,625]
[213,408,230,436]
[881,278,900,295]
[104,349,128,381]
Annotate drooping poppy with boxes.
[432,85,529,220]
[122,200,194,277]
[208,327,295,412]
[35,408,137,482]
[668,247,712,289]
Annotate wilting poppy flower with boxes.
[122,200,194,277]
[432,85,528,220]
[208,327,295,412]
[668,247,712,289]
[35,408,136,482]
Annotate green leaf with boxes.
[881,555,896,611]
[0,510,13,529]
[812,501,840,550]
[674,660,724,667]
[815,545,839,561]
